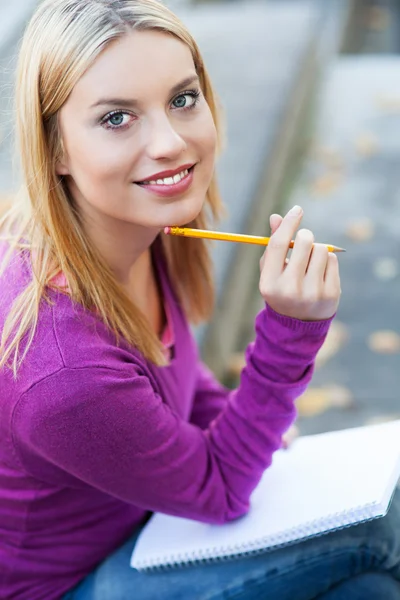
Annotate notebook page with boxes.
[131,420,400,569]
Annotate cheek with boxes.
[63,114,132,187]
[63,127,132,186]
[195,110,217,165]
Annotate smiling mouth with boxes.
[136,166,194,187]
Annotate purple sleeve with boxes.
[12,305,331,525]
[189,362,229,430]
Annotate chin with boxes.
[162,196,204,227]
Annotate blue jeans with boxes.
[63,487,400,599]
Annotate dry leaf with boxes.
[367,330,400,354]
[345,218,374,242]
[365,6,389,30]
[373,257,398,281]
[312,146,344,170]
[316,321,348,368]
[376,95,400,113]
[297,385,353,417]
[365,414,400,426]
[227,352,246,378]
[310,172,342,197]
[354,132,379,157]
[0,195,13,212]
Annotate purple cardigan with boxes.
[0,241,332,599]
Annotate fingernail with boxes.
[288,205,302,216]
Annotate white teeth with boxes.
[140,168,190,186]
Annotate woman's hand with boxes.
[259,206,341,321]
[281,424,299,449]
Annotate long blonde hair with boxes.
[0,0,223,377]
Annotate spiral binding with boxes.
[136,501,384,572]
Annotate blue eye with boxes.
[101,110,134,130]
[109,113,124,126]
[172,90,200,110]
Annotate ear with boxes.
[55,137,70,176]
[55,159,70,176]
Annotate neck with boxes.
[80,211,160,288]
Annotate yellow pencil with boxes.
[164,226,346,253]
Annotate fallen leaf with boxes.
[316,321,348,368]
[373,257,398,281]
[0,195,14,216]
[354,132,379,157]
[297,385,353,417]
[365,414,400,426]
[310,172,342,197]
[227,352,246,378]
[367,330,400,354]
[345,218,374,242]
[312,146,344,170]
[365,6,389,30]
[376,95,400,113]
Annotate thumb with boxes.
[270,213,283,235]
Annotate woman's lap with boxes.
[64,487,400,600]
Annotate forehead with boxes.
[70,29,196,104]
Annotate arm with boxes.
[12,306,330,526]
[13,206,340,526]
[189,361,229,430]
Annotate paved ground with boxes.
[0,0,38,194]
[260,57,400,435]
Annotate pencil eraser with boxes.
[164,226,171,235]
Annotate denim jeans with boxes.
[63,486,400,600]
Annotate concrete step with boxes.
[0,0,38,194]
[238,56,400,433]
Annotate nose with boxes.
[144,114,187,161]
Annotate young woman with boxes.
[0,1,399,599]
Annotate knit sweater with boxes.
[0,241,332,599]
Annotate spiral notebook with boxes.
[131,420,400,571]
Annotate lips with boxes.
[134,165,195,197]
[135,163,195,185]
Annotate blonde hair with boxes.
[0,0,223,377]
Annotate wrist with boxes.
[264,303,335,332]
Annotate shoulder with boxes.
[12,291,150,398]
[50,291,145,371]
[0,241,148,396]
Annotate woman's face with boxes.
[57,30,217,231]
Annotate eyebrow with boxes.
[90,75,200,110]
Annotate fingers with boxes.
[281,424,300,450]
[259,206,342,320]
[263,205,303,279]
[303,243,329,286]
[324,252,341,297]
[285,228,315,278]
[269,213,283,235]
[260,213,284,272]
